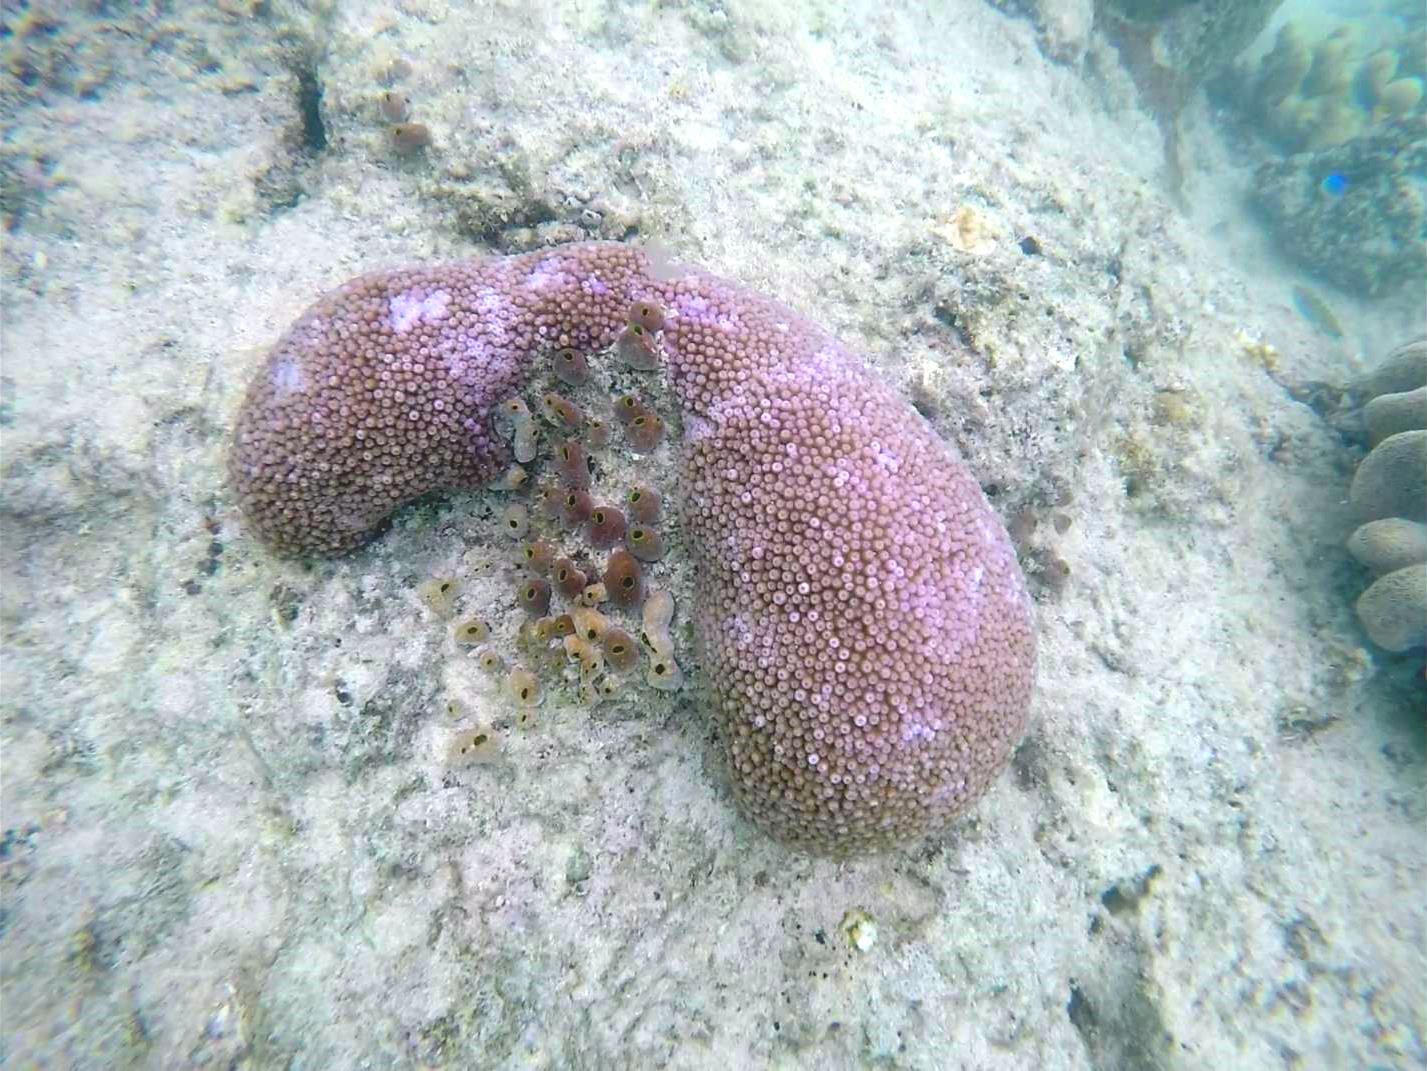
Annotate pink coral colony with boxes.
[229,242,1036,852]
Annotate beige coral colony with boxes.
[1347,338,1427,656]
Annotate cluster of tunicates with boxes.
[433,303,685,762]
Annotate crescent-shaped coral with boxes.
[230,242,1036,852]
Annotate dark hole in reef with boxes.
[1011,734,1047,790]
[294,62,327,153]
[1101,885,1133,915]
[1019,235,1042,256]
[1101,864,1163,915]
[931,302,974,348]
[1067,984,1095,1035]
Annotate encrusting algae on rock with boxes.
[229,242,1036,853]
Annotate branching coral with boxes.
[1230,17,1427,295]
[229,242,1037,852]
[1096,0,1281,197]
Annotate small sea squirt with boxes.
[229,242,1036,853]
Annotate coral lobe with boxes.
[657,261,1036,850]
